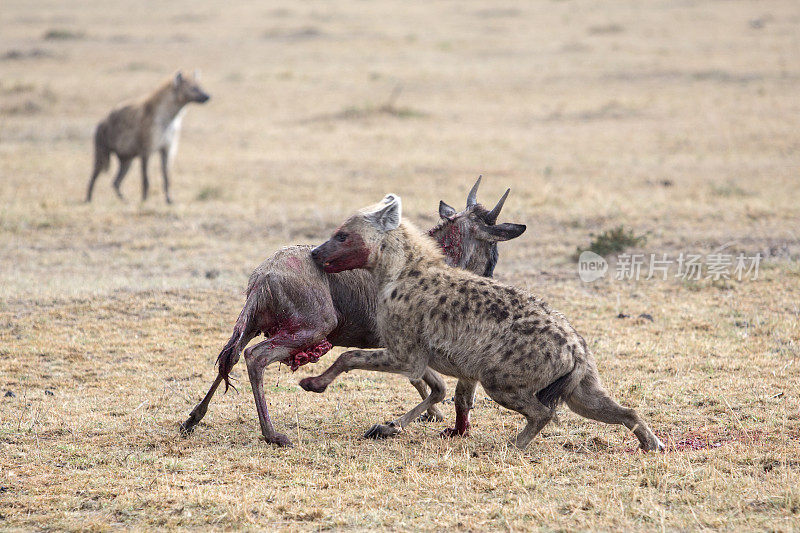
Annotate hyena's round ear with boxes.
[173,71,183,88]
[367,194,402,232]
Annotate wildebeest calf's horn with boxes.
[485,188,510,225]
[466,175,482,207]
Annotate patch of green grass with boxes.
[575,225,647,258]
[333,86,427,120]
[710,180,749,197]
[337,103,427,120]
[195,186,224,202]
[43,29,85,41]
[123,62,160,72]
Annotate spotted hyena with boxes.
[301,194,664,451]
[85,71,210,204]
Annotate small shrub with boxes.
[710,180,748,197]
[43,29,85,40]
[575,225,647,258]
[334,85,427,120]
[195,186,223,202]
[1,48,54,61]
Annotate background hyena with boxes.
[180,179,526,447]
[85,71,210,204]
[302,195,665,452]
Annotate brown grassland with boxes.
[1,0,799,530]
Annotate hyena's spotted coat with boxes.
[302,195,664,451]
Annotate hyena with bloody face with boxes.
[302,195,665,451]
[179,178,526,447]
[85,71,210,204]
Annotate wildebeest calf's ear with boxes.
[367,194,402,232]
[173,71,183,88]
[439,201,457,218]
[481,222,526,241]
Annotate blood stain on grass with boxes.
[663,428,769,452]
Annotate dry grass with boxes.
[1,0,799,530]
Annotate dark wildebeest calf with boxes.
[180,178,526,446]
[301,194,665,451]
[85,71,210,204]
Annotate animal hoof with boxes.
[298,377,327,393]
[440,427,467,438]
[178,421,195,436]
[266,432,293,447]
[418,410,444,423]
[363,422,401,440]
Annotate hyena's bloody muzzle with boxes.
[311,232,370,273]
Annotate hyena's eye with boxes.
[334,232,348,243]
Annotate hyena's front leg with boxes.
[139,155,150,202]
[159,147,172,204]
[410,374,445,422]
[299,348,409,393]
[300,349,445,439]
[365,367,445,438]
[300,353,445,422]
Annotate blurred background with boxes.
[2,0,797,296]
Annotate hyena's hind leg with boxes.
[86,166,102,203]
[481,383,556,449]
[111,157,133,201]
[565,372,665,452]
[441,379,476,437]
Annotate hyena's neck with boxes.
[373,223,445,287]
[145,83,184,125]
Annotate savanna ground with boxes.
[1,0,799,530]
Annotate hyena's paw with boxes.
[264,432,293,448]
[641,435,666,453]
[298,376,327,393]
[363,421,401,440]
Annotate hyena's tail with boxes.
[86,123,111,202]
[93,123,111,175]
[536,361,581,411]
